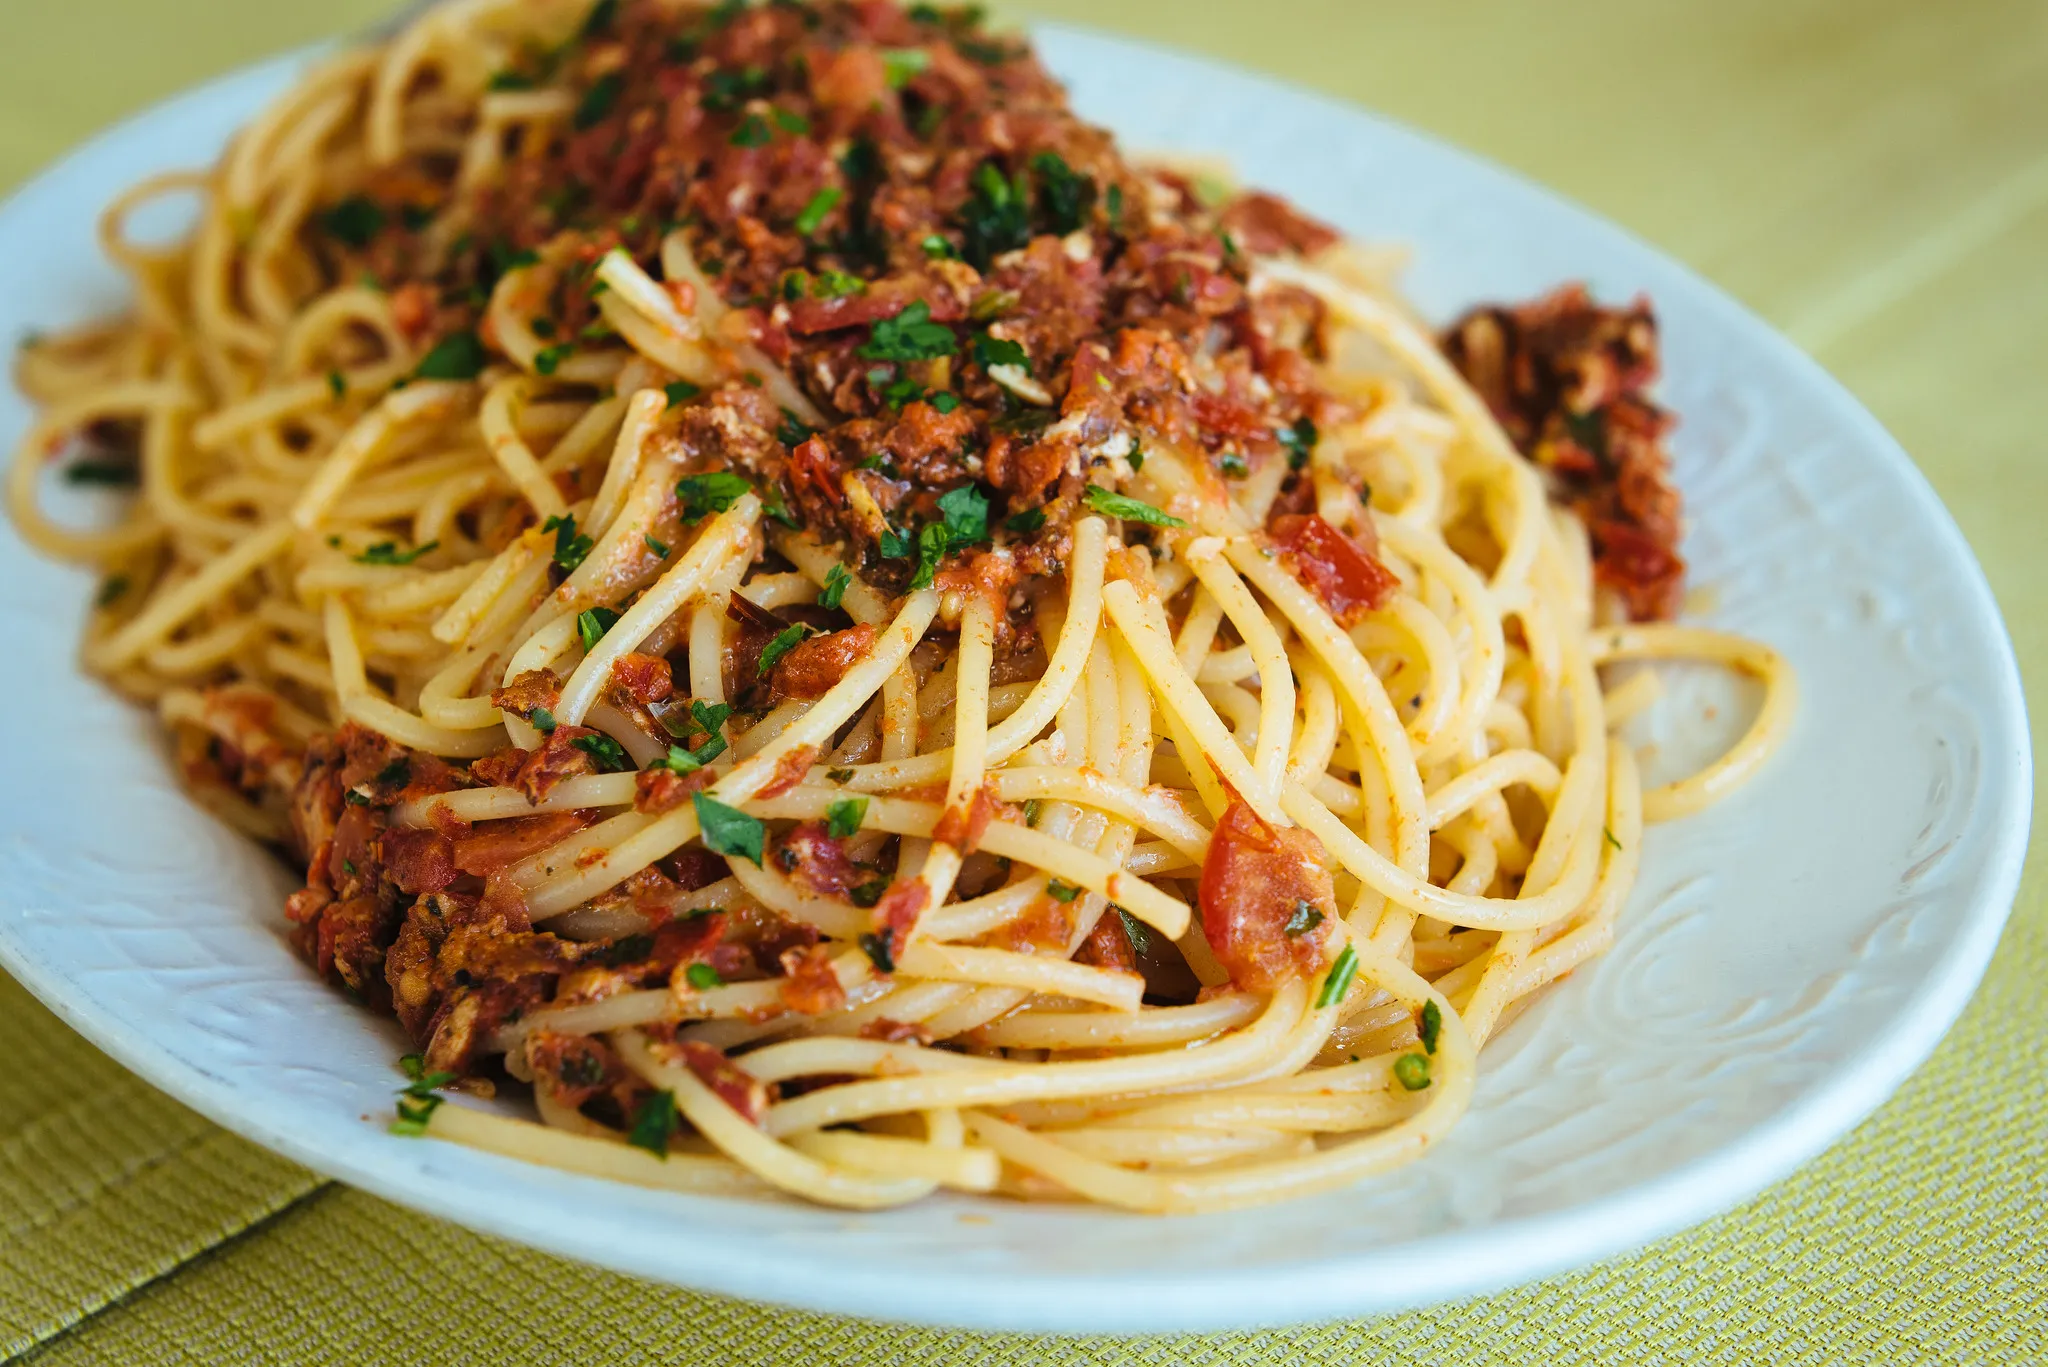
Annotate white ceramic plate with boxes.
[0,25,2029,1335]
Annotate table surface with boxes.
[3,1,2043,1363]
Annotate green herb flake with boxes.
[1419,999,1442,1054]
[1393,1053,1432,1091]
[569,732,632,772]
[413,330,490,381]
[1315,943,1359,1009]
[573,71,625,130]
[693,792,765,865]
[529,706,558,735]
[729,112,773,147]
[1283,901,1324,937]
[663,379,702,408]
[691,699,733,735]
[971,331,1028,371]
[541,513,594,573]
[326,370,347,400]
[858,300,957,361]
[827,767,856,783]
[770,107,810,135]
[936,483,990,546]
[533,342,574,375]
[95,575,129,608]
[793,185,843,236]
[1030,150,1094,234]
[1217,451,1249,478]
[1116,907,1151,957]
[685,961,725,991]
[928,392,961,414]
[920,233,957,259]
[318,196,386,248]
[858,931,895,973]
[62,460,138,487]
[577,605,621,652]
[755,623,810,676]
[626,1088,678,1158]
[819,563,853,610]
[908,521,949,590]
[1022,798,1041,827]
[1082,485,1187,528]
[826,796,869,839]
[676,470,753,522]
[849,880,887,908]
[1128,446,1145,472]
[353,539,439,566]
[1046,879,1081,903]
[644,534,670,558]
[882,48,931,88]
[1603,826,1624,852]
[1004,508,1046,535]
[811,267,865,299]
[1277,416,1317,471]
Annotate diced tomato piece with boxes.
[1196,801,1336,990]
[1267,513,1398,625]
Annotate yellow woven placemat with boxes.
[4,1,2043,1362]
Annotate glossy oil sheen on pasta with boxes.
[7,0,1793,1213]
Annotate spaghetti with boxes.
[9,0,1794,1213]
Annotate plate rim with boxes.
[0,22,2031,1333]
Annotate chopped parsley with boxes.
[1315,943,1359,1009]
[685,961,725,991]
[827,767,856,783]
[675,471,752,522]
[971,331,1029,371]
[818,563,852,610]
[826,797,868,839]
[849,880,888,908]
[1217,451,1249,478]
[326,370,347,400]
[1030,151,1094,234]
[935,483,990,546]
[62,460,138,486]
[909,521,949,590]
[881,48,931,88]
[1082,486,1186,528]
[1393,1053,1432,1091]
[920,233,956,259]
[700,64,771,113]
[413,331,490,381]
[651,728,728,773]
[353,540,438,566]
[1283,901,1324,937]
[663,380,702,408]
[858,931,895,974]
[542,514,594,573]
[1046,879,1081,903]
[770,107,810,135]
[755,623,810,675]
[1419,999,1442,1054]
[1277,416,1317,470]
[960,161,1030,268]
[95,575,129,608]
[1603,826,1624,852]
[576,605,621,652]
[1022,798,1041,827]
[644,534,670,558]
[811,267,865,299]
[793,185,842,236]
[626,1089,677,1158]
[1003,508,1046,535]
[929,391,961,414]
[693,792,764,865]
[573,71,625,130]
[569,732,632,772]
[729,112,773,147]
[533,342,574,375]
[529,706,558,735]
[1116,907,1151,957]
[858,301,957,361]
[776,411,815,448]
[318,196,386,248]
[1128,446,1145,472]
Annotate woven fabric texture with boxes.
[2,0,2043,1362]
